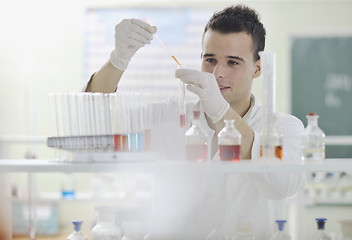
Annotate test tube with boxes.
[259,51,277,159]
[143,93,153,152]
[154,33,185,128]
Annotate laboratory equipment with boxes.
[185,111,208,161]
[67,220,88,240]
[122,221,143,240]
[61,173,75,200]
[260,117,283,160]
[259,51,279,160]
[154,33,185,128]
[311,218,331,240]
[338,219,352,240]
[218,119,241,162]
[270,220,291,240]
[301,113,326,161]
[92,206,121,240]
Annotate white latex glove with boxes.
[175,68,230,123]
[110,18,157,70]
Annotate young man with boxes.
[86,5,305,239]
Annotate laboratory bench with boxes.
[3,157,352,239]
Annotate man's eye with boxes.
[229,60,239,65]
[205,58,216,63]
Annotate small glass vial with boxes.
[270,220,291,240]
[67,220,88,240]
[301,113,325,161]
[185,111,208,161]
[311,218,331,240]
[218,119,241,162]
[92,206,121,240]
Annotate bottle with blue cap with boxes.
[311,218,331,240]
[270,220,291,240]
[67,220,88,240]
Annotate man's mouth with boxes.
[219,85,230,93]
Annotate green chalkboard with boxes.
[291,36,352,158]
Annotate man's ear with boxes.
[252,58,261,79]
[201,52,203,59]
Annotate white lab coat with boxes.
[146,95,306,240]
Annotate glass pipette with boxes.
[154,33,186,128]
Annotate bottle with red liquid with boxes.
[218,119,241,162]
[185,111,208,161]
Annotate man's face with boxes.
[201,29,261,109]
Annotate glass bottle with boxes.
[232,215,255,240]
[301,113,326,161]
[311,218,331,240]
[122,221,143,240]
[185,111,208,161]
[92,206,121,240]
[260,116,283,160]
[270,220,291,240]
[67,220,88,240]
[218,119,241,162]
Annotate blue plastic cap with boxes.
[315,218,327,230]
[72,220,83,231]
[275,220,287,231]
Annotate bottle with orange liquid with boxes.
[185,111,208,161]
[218,119,242,162]
[260,116,283,160]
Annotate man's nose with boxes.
[213,62,226,79]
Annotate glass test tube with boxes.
[154,33,185,128]
[143,93,153,152]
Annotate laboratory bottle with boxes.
[92,206,121,240]
[218,119,241,162]
[260,115,283,160]
[270,220,291,240]
[232,215,255,240]
[311,218,331,240]
[185,110,208,161]
[301,113,326,161]
[67,220,88,240]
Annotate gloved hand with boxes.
[175,68,230,123]
[110,19,157,70]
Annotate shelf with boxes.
[1,158,352,173]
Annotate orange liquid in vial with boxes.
[172,55,182,67]
[219,145,241,162]
[260,145,283,159]
[114,134,127,151]
[179,114,186,128]
[185,144,207,161]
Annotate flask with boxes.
[232,215,255,240]
[270,220,291,240]
[301,113,325,161]
[92,206,121,240]
[311,218,331,240]
[218,119,241,162]
[185,111,208,161]
[67,220,88,240]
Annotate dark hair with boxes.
[203,5,266,61]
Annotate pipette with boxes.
[154,33,186,128]
[154,33,182,67]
